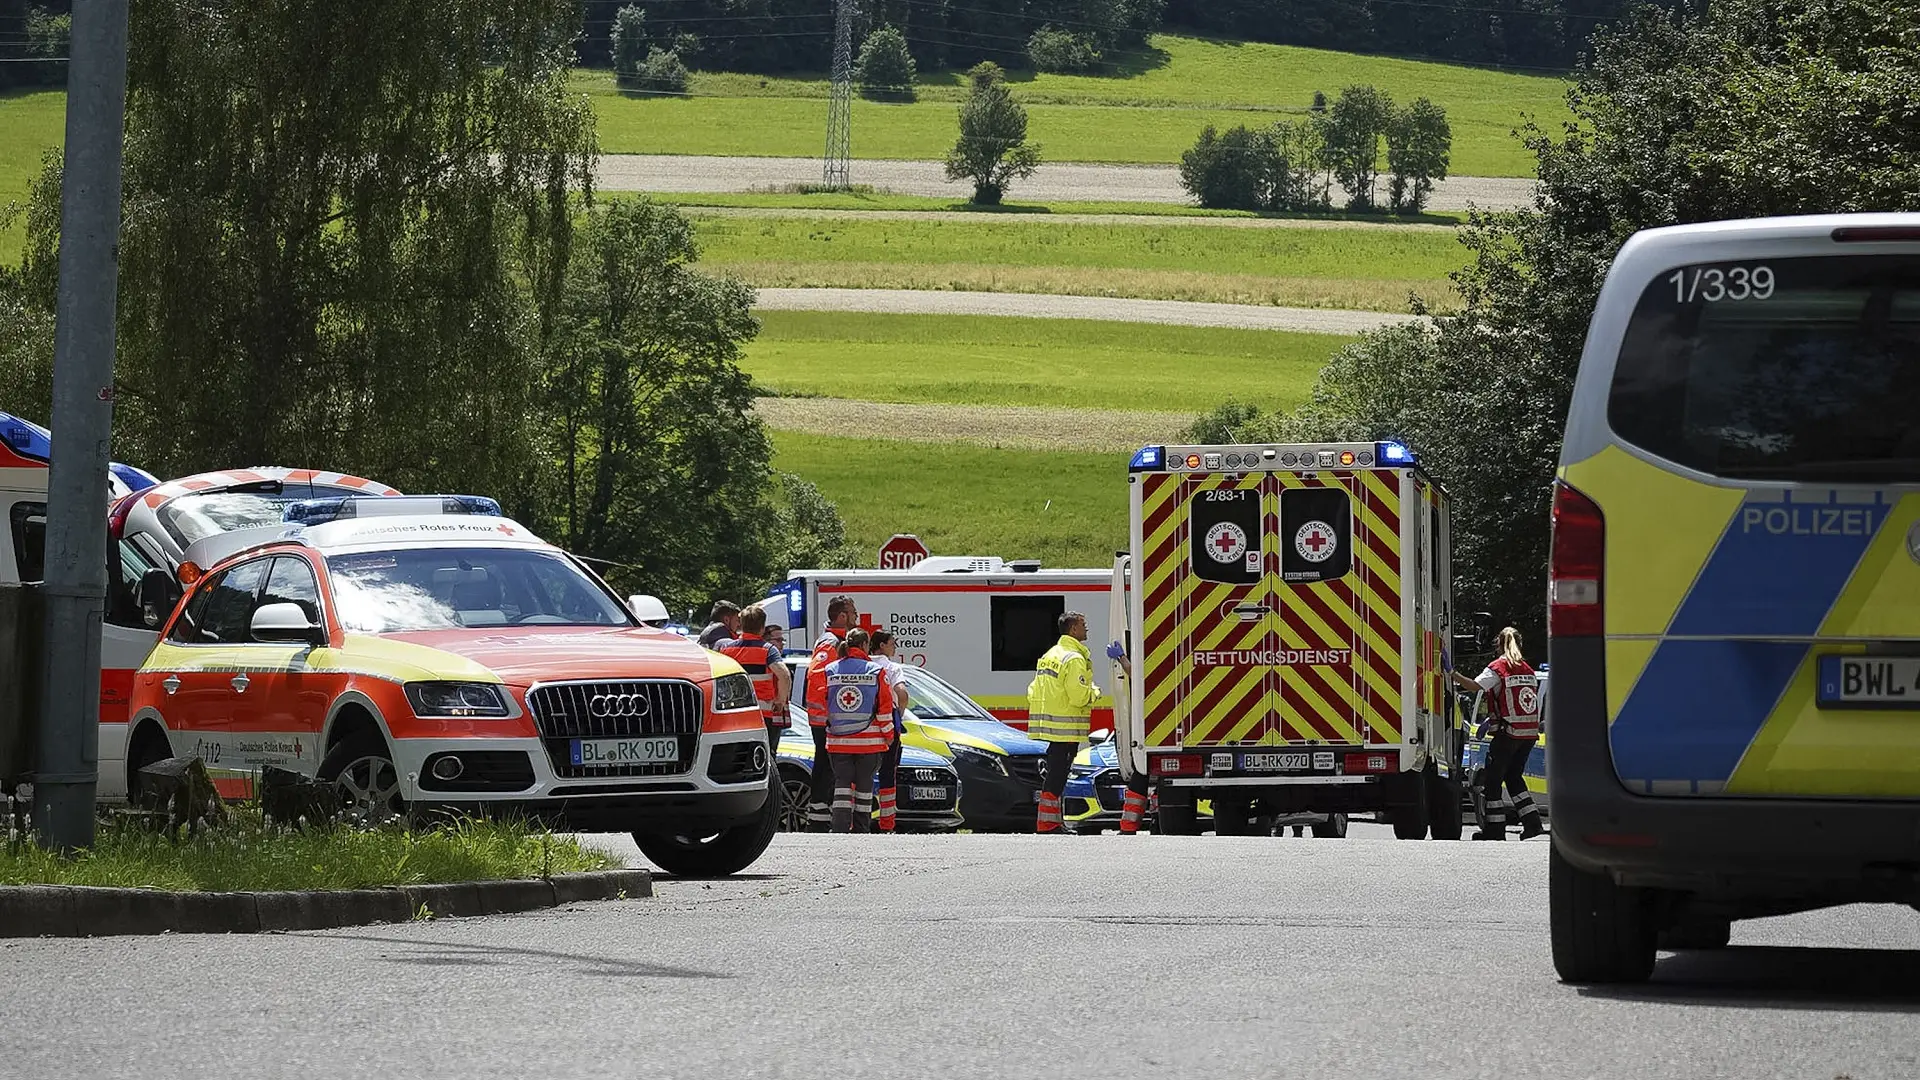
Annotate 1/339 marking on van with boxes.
[1668,264,1774,302]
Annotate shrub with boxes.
[944,62,1042,205]
[1385,98,1452,214]
[636,47,690,96]
[856,25,917,99]
[1178,120,1330,213]
[611,5,647,89]
[1027,27,1103,73]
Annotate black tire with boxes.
[125,722,173,808]
[1426,764,1465,841]
[776,765,811,833]
[1550,842,1657,983]
[1213,800,1256,836]
[1156,796,1200,836]
[1659,918,1732,951]
[633,776,780,877]
[1309,812,1348,838]
[317,729,404,826]
[1391,769,1430,840]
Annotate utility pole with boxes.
[823,0,855,189]
[35,0,132,852]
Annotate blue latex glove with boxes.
[1105,641,1126,660]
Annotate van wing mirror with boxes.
[137,568,183,630]
[251,602,326,647]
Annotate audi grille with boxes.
[527,679,703,778]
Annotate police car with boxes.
[1550,215,1920,982]
[125,494,780,876]
[773,702,963,832]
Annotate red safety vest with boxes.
[717,635,781,720]
[804,626,847,728]
[1488,657,1542,739]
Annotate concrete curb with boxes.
[0,870,653,938]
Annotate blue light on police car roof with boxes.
[1376,441,1415,464]
[1129,445,1164,471]
[0,411,53,463]
[283,494,503,526]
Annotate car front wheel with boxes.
[317,731,404,827]
[633,776,781,877]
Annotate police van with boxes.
[1550,215,1920,983]
[762,559,1115,732]
[1111,441,1468,838]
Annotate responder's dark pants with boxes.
[1479,733,1541,837]
[1041,740,1078,798]
[830,751,881,833]
[807,725,836,831]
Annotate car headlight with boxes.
[949,744,1007,776]
[713,673,758,712]
[404,681,510,719]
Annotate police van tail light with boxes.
[1549,480,1604,638]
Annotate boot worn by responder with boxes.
[1118,788,1149,835]
[831,785,857,834]
[852,790,875,834]
[1475,799,1508,841]
[876,787,897,833]
[1036,791,1066,834]
[1513,790,1546,838]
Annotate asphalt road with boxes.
[598,154,1537,212]
[753,287,1424,333]
[5,829,1918,1080]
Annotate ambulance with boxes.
[762,558,1115,732]
[1111,441,1467,838]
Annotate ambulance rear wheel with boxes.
[1550,842,1656,984]
[633,775,781,878]
[1156,797,1199,836]
[1309,813,1348,838]
[1212,801,1256,836]
[1425,765,1464,841]
[1390,770,1431,839]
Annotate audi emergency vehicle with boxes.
[1550,215,1920,983]
[126,494,779,876]
[763,558,1114,732]
[1112,441,1467,838]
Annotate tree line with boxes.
[0,0,858,616]
[0,0,69,90]
[1184,0,1920,639]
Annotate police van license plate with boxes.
[570,736,679,766]
[1240,752,1312,772]
[909,785,949,802]
[1818,656,1920,708]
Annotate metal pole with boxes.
[823,0,854,189]
[35,0,132,852]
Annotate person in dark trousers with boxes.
[869,630,911,832]
[802,595,858,831]
[1452,626,1545,840]
[696,600,742,649]
[1106,639,1152,835]
[1028,611,1100,834]
[821,628,896,833]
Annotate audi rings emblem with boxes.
[589,693,651,719]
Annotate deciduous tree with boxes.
[944,62,1042,205]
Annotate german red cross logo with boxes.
[1295,520,1336,563]
[835,686,864,712]
[1204,522,1248,564]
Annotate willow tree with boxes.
[19,0,597,494]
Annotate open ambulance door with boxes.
[1110,553,1144,781]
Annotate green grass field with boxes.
[699,214,1461,310]
[0,90,63,263]
[772,430,1127,567]
[586,35,1568,177]
[747,311,1344,412]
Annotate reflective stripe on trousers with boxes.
[1119,790,1149,834]
[1036,791,1064,833]
[1028,712,1090,743]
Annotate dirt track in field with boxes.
[753,396,1194,452]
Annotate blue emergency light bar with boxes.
[0,411,53,463]
[284,494,502,526]
[1128,446,1164,472]
[1376,441,1416,465]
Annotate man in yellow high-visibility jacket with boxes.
[1028,611,1100,834]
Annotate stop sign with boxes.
[878,533,929,570]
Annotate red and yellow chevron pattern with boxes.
[1139,469,1405,749]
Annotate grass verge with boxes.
[772,430,1128,567]
[0,813,620,892]
[746,311,1344,412]
[652,191,1467,225]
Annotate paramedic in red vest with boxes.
[1105,639,1152,835]
[823,628,896,833]
[802,595,858,831]
[869,630,911,832]
[717,607,790,731]
[1451,626,1545,840]
[1028,611,1100,834]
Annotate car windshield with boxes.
[326,546,631,633]
[160,483,376,545]
[901,667,990,720]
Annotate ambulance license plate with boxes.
[1240,752,1312,772]
[570,736,680,766]
[1817,656,1920,708]
[909,785,949,802]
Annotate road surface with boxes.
[599,154,1536,212]
[754,287,1423,334]
[4,831,1917,1079]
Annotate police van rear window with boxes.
[1608,254,1920,482]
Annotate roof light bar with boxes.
[284,494,502,526]
[1376,441,1416,465]
[1128,445,1164,472]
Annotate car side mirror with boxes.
[627,593,669,624]
[137,568,183,630]
[1088,729,1111,745]
[252,602,325,647]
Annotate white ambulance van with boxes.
[763,558,1115,732]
